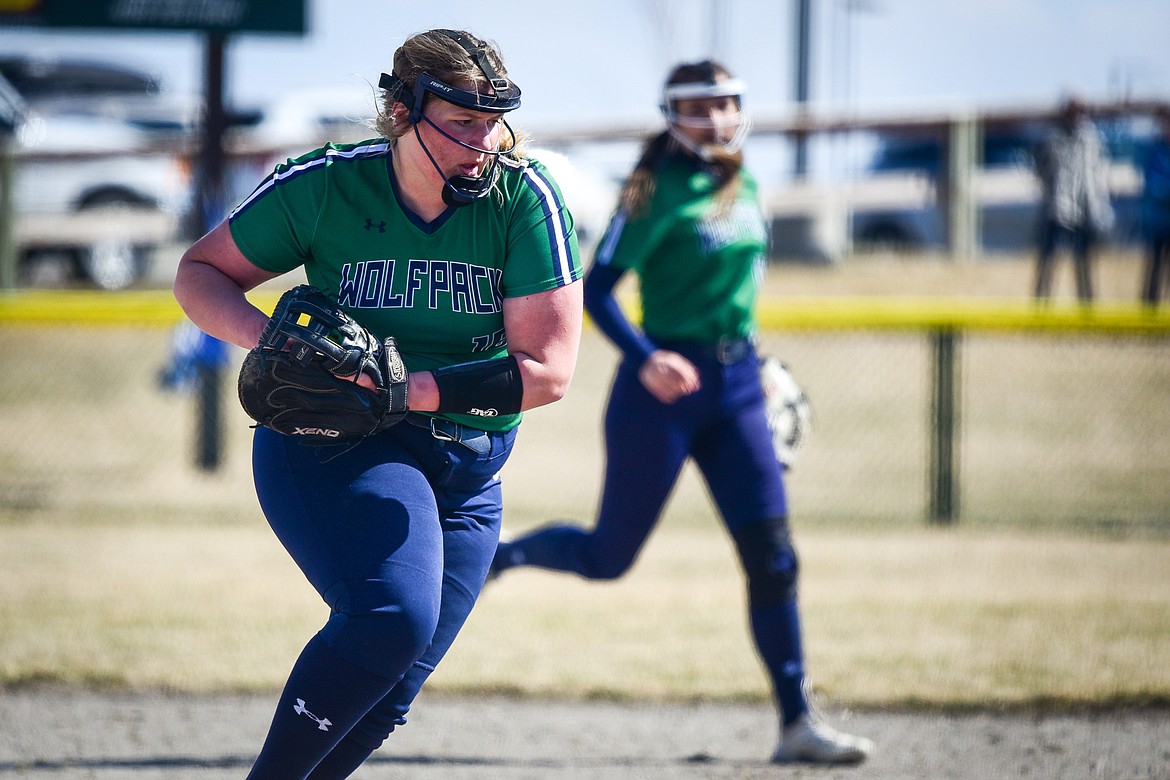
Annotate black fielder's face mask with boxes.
[380,63,521,207]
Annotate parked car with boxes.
[850,120,1153,253]
[0,55,159,102]
[11,109,189,288]
[1,56,191,289]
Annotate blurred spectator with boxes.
[1032,97,1114,302]
[1139,107,1170,305]
[156,320,229,393]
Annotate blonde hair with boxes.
[620,60,743,218]
[373,28,520,151]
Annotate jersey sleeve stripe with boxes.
[230,141,392,221]
[522,165,577,286]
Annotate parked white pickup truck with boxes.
[10,109,188,289]
[1,56,190,289]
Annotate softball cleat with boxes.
[771,715,873,764]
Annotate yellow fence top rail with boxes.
[2,290,1170,335]
[756,296,1170,334]
[0,290,188,326]
[0,290,282,327]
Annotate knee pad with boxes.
[730,517,800,606]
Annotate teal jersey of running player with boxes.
[595,154,767,342]
[228,139,582,432]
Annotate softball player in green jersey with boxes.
[492,60,873,765]
[173,29,582,779]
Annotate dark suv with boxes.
[868,130,1042,175]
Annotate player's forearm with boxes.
[405,371,439,412]
[406,345,575,417]
[173,258,270,350]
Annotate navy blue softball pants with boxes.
[497,344,811,724]
[508,344,788,572]
[245,421,514,779]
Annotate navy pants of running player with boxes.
[495,343,811,726]
[245,421,515,780]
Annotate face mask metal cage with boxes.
[660,78,750,160]
[379,32,523,206]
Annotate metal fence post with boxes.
[0,137,16,290]
[945,114,980,261]
[929,328,960,523]
[189,31,230,472]
[195,362,223,472]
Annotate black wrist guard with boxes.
[433,355,524,418]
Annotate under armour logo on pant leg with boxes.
[293,698,332,731]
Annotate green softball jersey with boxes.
[594,154,768,342]
[228,139,582,432]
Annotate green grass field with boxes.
[1,251,1168,710]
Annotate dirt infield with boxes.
[2,690,1167,780]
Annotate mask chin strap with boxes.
[380,30,522,207]
[409,113,518,206]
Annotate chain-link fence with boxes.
[2,303,1167,535]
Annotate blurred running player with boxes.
[491,60,872,765]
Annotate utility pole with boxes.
[793,0,812,178]
[708,0,728,59]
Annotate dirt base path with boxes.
[2,690,1167,779]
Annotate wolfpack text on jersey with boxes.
[228,140,582,431]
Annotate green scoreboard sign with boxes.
[0,0,306,34]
